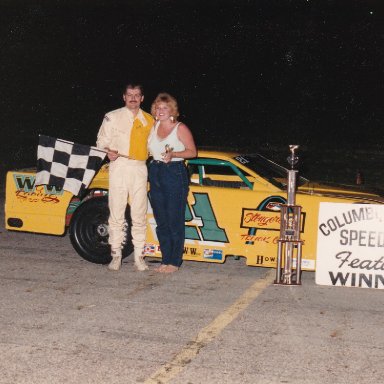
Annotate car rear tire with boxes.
[69,196,134,264]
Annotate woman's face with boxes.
[155,102,172,121]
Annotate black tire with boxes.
[69,196,134,264]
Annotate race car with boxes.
[5,149,384,270]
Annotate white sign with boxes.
[316,202,384,289]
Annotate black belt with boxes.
[151,160,184,165]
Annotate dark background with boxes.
[1,0,384,182]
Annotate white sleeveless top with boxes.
[148,121,185,161]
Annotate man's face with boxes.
[123,87,144,111]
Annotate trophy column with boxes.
[275,145,303,285]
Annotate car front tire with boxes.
[69,196,134,264]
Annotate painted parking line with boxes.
[144,269,275,384]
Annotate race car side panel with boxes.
[144,184,359,271]
[144,184,307,268]
[5,171,73,235]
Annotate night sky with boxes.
[1,0,384,175]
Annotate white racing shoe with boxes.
[134,249,149,271]
[108,249,122,271]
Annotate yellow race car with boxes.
[5,149,384,270]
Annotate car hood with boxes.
[298,181,384,204]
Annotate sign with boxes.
[316,203,384,289]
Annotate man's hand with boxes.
[106,148,119,161]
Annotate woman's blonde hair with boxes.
[151,92,180,121]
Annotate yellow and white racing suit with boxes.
[96,107,154,253]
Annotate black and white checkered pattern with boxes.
[36,135,107,196]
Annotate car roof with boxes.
[196,148,240,159]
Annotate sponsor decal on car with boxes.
[183,246,200,256]
[13,174,64,195]
[12,174,65,204]
[254,255,277,264]
[144,244,156,255]
[240,234,279,244]
[241,195,306,246]
[296,258,315,270]
[203,249,223,260]
[241,210,281,229]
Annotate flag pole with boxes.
[53,137,132,159]
[97,148,132,160]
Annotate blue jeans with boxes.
[148,161,189,267]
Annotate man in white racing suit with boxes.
[97,83,154,271]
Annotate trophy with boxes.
[162,144,174,161]
[165,144,173,154]
[275,145,303,285]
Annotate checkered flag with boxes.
[36,135,107,196]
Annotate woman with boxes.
[148,93,197,273]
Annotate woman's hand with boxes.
[162,150,173,163]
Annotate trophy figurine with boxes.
[287,144,299,170]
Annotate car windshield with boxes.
[233,154,308,189]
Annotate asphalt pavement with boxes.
[0,193,383,384]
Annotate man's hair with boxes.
[124,83,144,95]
